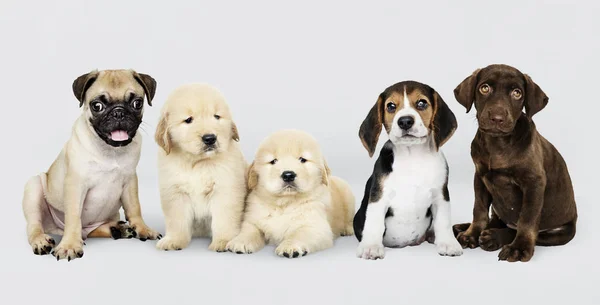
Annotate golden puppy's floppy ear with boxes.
[132,72,157,106]
[247,161,258,190]
[72,70,99,107]
[155,112,172,154]
[359,92,385,158]
[231,121,240,142]
[454,69,481,113]
[321,159,331,186]
[432,91,457,150]
[523,74,548,118]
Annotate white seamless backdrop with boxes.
[1,1,597,305]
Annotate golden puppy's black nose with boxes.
[397,116,414,130]
[202,134,217,145]
[281,171,296,182]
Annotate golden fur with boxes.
[155,83,247,252]
[226,130,355,258]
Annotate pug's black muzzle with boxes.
[90,104,142,147]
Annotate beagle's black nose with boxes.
[281,171,296,182]
[397,116,414,130]
[202,134,217,145]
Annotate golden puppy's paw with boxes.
[156,236,188,251]
[208,239,229,252]
[30,234,55,255]
[130,223,162,241]
[52,238,84,261]
[275,240,309,259]
[225,237,260,254]
[340,225,355,236]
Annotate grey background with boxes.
[1,1,597,304]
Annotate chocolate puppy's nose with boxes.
[112,108,125,120]
[202,134,217,145]
[397,116,414,130]
[281,171,296,182]
[489,112,505,125]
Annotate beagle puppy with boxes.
[353,81,463,259]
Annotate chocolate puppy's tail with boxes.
[536,218,577,246]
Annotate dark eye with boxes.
[416,99,428,110]
[184,117,193,124]
[511,89,523,100]
[131,98,143,110]
[299,157,307,163]
[479,84,491,94]
[386,102,396,113]
[91,101,104,112]
[269,159,278,165]
[214,114,221,120]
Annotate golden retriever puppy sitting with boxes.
[154,83,247,252]
[226,130,355,258]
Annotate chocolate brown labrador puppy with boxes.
[452,64,577,262]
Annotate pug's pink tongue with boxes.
[110,130,129,141]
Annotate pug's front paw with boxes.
[52,238,84,261]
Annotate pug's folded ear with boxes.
[247,162,258,190]
[72,70,99,107]
[132,72,157,106]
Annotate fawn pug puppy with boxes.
[22,69,161,261]
[155,83,247,252]
[226,130,355,258]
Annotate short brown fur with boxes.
[452,64,577,262]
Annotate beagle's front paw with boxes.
[436,238,463,257]
[52,238,84,261]
[275,240,309,258]
[356,243,385,260]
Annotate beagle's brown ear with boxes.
[155,112,172,154]
[231,121,240,142]
[453,69,481,113]
[132,72,157,106]
[523,74,549,118]
[359,92,385,157]
[72,70,99,107]
[321,159,331,186]
[432,91,457,150]
[247,162,258,190]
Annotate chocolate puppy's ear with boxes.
[133,72,157,106]
[321,159,331,186]
[432,91,457,150]
[155,112,172,154]
[359,92,385,157]
[523,74,549,118]
[247,162,258,190]
[453,69,481,113]
[72,70,99,107]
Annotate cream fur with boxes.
[155,83,247,252]
[226,130,355,258]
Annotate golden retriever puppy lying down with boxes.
[154,83,247,252]
[226,130,355,258]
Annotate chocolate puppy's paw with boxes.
[452,223,471,238]
[110,221,137,240]
[498,243,534,262]
[456,231,479,249]
[479,229,513,251]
